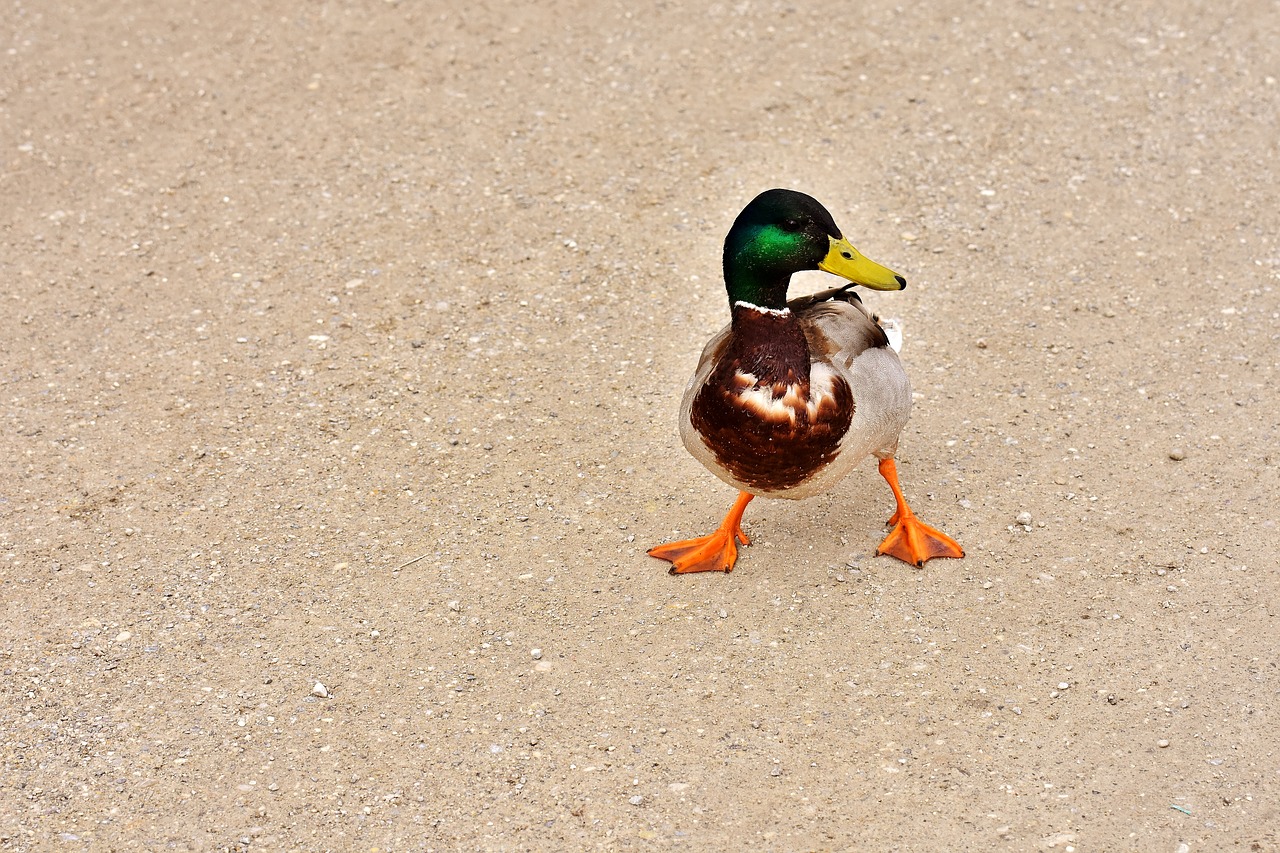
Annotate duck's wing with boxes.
[785,283,865,313]
[680,323,733,401]
[793,285,912,470]
[790,286,891,368]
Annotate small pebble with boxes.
[628,795,643,806]
[114,631,132,643]
[769,767,782,777]
[1057,682,1069,690]
[1157,738,1170,748]
[311,682,330,699]
[717,609,727,618]
[530,648,543,660]
[1168,449,1186,461]
[1015,511,1033,526]
[447,600,460,612]
[1107,694,1118,705]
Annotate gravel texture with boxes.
[2,1,1278,850]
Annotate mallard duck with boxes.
[649,188,964,574]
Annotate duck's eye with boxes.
[782,218,802,232]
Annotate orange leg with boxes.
[875,458,964,568]
[648,492,754,574]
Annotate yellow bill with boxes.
[818,236,906,291]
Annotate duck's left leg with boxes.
[875,458,964,568]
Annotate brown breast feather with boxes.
[690,307,854,493]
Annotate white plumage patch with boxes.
[733,300,791,317]
[877,316,904,353]
[733,365,839,424]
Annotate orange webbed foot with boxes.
[875,457,964,569]
[649,492,753,575]
[877,516,965,568]
[648,528,744,574]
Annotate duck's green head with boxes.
[722,188,905,310]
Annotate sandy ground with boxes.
[2,0,1278,850]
